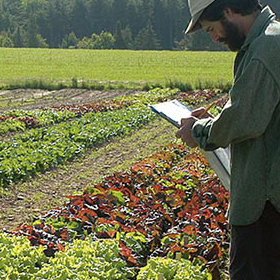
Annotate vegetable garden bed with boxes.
[1,88,230,279]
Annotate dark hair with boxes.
[200,0,263,22]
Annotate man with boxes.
[176,0,280,279]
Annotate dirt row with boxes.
[0,88,146,111]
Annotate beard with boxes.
[219,18,246,51]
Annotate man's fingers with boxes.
[175,129,182,138]
[191,108,205,118]
[180,118,188,126]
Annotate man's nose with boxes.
[211,34,220,43]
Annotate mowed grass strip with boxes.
[0,48,234,88]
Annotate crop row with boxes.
[0,232,210,279]
[8,143,229,279]
[0,100,134,135]
[0,234,135,279]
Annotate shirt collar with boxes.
[241,6,276,51]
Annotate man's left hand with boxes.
[175,117,198,148]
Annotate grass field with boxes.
[0,48,235,90]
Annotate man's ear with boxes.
[223,8,236,19]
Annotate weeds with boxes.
[0,78,232,92]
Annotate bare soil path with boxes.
[0,88,144,111]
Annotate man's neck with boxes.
[240,9,261,36]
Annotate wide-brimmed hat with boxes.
[185,0,216,34]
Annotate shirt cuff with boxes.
[192,118,213,150]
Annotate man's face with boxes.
[201,17,246,51]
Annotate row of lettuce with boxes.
[0,88,227,189]
[3,143,229,279]
[0,100,134,134]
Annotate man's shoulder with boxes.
[251,20,280,61]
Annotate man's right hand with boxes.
[191,107,213,119]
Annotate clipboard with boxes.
[150,100,230,190]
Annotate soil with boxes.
[0,88,145,111]
[0,88,176,231]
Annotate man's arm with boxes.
[178,59,280,150]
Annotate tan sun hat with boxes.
[185,0,217,34]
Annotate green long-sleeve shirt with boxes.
[192,6,280,225]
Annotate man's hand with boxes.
[191,107,213,119]
[175,116,198,147]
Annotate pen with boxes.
[198,102,215,118]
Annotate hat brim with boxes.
[184,10,204,34]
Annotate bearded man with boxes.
[176,0,280,278]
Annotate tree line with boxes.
[0,0,279,50]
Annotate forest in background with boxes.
[0,0,279,50]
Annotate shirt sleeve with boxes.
[192,59,280,151]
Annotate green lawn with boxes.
[0,48,235,89]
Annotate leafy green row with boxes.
[137,257,211,280]
[114,88,180,105]
[0,110,77,134]
[0,118,26,134]
[0,107,156,187]
[0,233,135,280]
[0,231,210,280]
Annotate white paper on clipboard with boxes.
[150,99,230,190]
